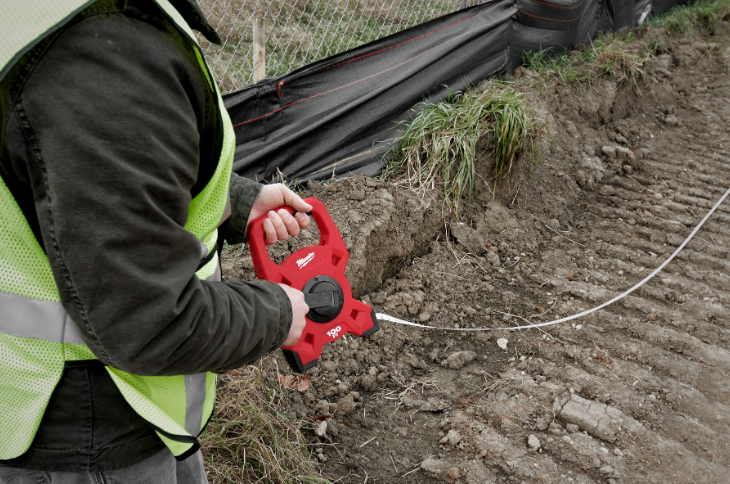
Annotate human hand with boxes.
[279,283,309,346]
[247,184,312,246]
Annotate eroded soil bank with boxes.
[219,24,730,484]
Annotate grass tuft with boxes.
[201,367,328,484]
[523,31,650,89]
[650,0,730,34]
[386,84,537,217]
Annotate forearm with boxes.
[224,172,262,244]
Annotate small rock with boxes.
[428,348,440,362]
[347,190,366,201]
[599,466,615,476]
[664,114,679,126]
[575,170,595,190]
[328,420,340,437]
[486,250,501,268]
[450,222,486,255]
[647,313,657,322]
[559,394,644,443]
[441,350,477,369]
[314,400,330,416]
[315,420,328,437]
[358,373,377,392]
[421,397,449,412]
[602,146,617,159]
[439,429,462,446]
[447,467,461,480]
[599,185,616,196]
[403,396,448,412]
[615,146,635,162]
[317,452,328,462]
[421,456,449,476]
[527,434,541,450]
[497,338,508,350]
[337,393,358,414]
[566,423,580,433]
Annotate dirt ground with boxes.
[219,23,730,484]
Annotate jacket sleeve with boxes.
[6,11,291,375]
[225,172,263,245]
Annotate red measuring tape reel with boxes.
[248,197,379,373]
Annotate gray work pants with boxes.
[0,449,207,484]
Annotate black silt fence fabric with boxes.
[224,0,689,183]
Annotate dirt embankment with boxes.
[220,23,730,484]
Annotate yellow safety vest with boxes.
[0,0,234,460]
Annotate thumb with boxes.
[282,186,313,213]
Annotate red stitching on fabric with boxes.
[235,2,513,126]
[276,0,507,100]
[517,8,583,22]
[525,0,586,10]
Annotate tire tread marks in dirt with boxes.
[220,26,730,484]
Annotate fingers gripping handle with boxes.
[247,197,347,282]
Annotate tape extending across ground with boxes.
[212,16,730,484]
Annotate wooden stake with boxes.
[253,14,266,83]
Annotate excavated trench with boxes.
[220,24,730,484]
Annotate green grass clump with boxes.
[523,31,650,88]
[201,368,328,484]
[386,85,536,217]
[650,0,730,34]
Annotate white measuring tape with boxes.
[376,184,730,332]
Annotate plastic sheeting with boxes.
[224,0,689,183]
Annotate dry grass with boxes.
[201,366,329,484]
[522,31,651,89]
[385,84,538,218]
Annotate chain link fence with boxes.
[197,0,487,93]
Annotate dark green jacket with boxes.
[0,0,291,471]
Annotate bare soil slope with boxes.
[218,24,730,484]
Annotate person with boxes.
[0,0,310,481]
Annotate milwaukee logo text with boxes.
[297,252,315,269]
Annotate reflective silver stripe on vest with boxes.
[199,239,208,258]
[184,373,207,436]
[0,291,85,344]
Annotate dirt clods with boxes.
[220,24,730,484]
